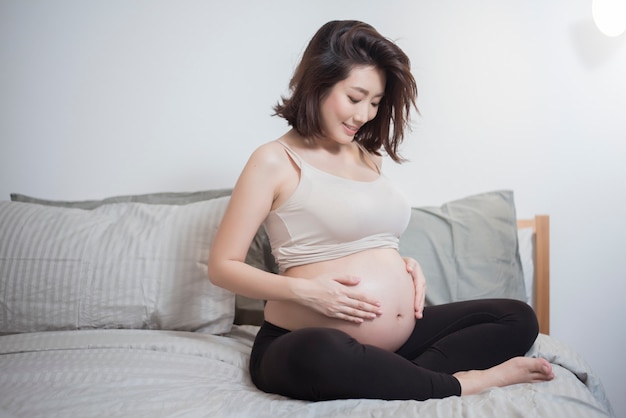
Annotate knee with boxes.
[504,299,539,347]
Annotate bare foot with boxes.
[453,357,554,396]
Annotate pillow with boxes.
[399,190,526,306]
[517,227,535,308]
[11,190,278,326]
[0,197,236,334]
[10,189,233,209]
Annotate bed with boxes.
[0,190,615,417]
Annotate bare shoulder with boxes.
[247,139,290,169]
[237,138,294,192]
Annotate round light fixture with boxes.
[592,0,626,37]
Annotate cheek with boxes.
[323,96,349,121]
[368,106,380,121]
[328,95,347,113]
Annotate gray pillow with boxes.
[0,197,235,334]
[10,190,276,326]
[10,189,233,209]
[399,190,526,306]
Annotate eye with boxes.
[348,96,360,104]
[371,102,380,108]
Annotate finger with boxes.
[334,275,361,286]
[337,313,365,324]
[341,297,382,317]
[335,295,382,317]
[415,300,423,319]
[340,306,379,322]
[415,286,426,319]
[346,293,382,313]
[329,306,370,323]
[415,305,424,319]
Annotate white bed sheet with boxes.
[0,326,614,418]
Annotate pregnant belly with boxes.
[264,249,417,352]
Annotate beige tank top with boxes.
[263,141,411,273]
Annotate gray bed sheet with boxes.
[0,326,614,417]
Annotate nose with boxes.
[354,103,370,124]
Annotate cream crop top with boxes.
[263,141,412,273]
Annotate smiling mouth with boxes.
[343,123,360,135]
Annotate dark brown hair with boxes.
[273,20,418,162]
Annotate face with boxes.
[319,65,385,144]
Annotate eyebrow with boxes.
[349,86,384,98]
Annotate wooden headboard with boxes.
[517,215,550,335]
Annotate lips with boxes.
[343,123,360,136]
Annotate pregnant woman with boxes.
[208,20,554,401]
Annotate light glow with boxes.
[592,0,626,37]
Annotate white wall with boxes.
[1,1,624,415]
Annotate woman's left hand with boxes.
[404,257,426,319]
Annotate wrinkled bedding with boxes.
[0,326,614,418]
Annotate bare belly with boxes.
[264,249,416,352]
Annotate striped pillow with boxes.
[0,197,235,334]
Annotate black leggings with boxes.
[249,299,539,401]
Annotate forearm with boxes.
[208,258,299,303]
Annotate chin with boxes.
[335,131,357,143]
[321,126,357,144]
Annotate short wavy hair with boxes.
[273,20,418,163]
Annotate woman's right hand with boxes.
[292,274,383,323]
